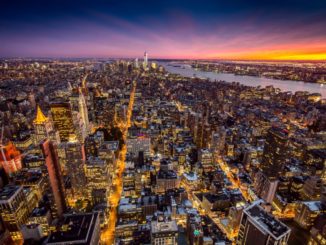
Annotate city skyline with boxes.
[1,0,326,60]
[0,1,325,244]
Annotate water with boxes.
[161,62,326,98]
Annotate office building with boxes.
[50,102,76,142]
[151,216,178,245]
[186,211,203,245]
[309,215,326,245]
[85,157,111,199]
[0,185,29,240]
[253,171,278,204]
[156,170,180,193]
[0,141,22,175]
[127,136,151,157]
[41,140,67,218]
[237,202,291,245]
[294,201,322,229]
[64,137,86,198]
[21,224,44,242]
[198,148,214,172]
[33,105,56,144]
[261,127,289,179]
[143,51,148,69]
[45,212,100,245]
[27,207,52,236]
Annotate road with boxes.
[215,157,252,202]
[101,81,136,244]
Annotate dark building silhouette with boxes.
[261,127,289,179]
[41,139,67,218]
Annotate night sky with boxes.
[1,0,325,60]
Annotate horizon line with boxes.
[1,56,325,63]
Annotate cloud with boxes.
[0,0,325,60]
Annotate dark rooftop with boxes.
[246,203,290,239]
[157,170,178,179]
[46,212,99,244]
[0,185,21,202]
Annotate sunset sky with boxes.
[1,0,326,60]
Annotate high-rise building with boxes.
[127,136,151,158]
[186,210,203,245]
[309,215,326,245]
[41,140,67,218]
[261,127,289,179]
[81,74,89,96]
[302,176,323,200]
[226,205,245,235]
[211,127,226,156]
[45,212,100,245]
[84,131,104,158]
[237,202,291,245]
[143,51,148,69]
[156,169,180,193]
[65,137,86,198]
[27,207,52,237]
[253,171,279,204]
[33,105,59,144]
[255,127,289,204]
[294,201,322,230]
[198,148,213,172]
[50,102,76,142]
[85,157,111,199]
[0,141,22,175]
[151,216,178,245]
[0,185,29,240]
[135,58,139,68]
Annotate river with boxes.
[161,62,326,98]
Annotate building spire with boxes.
[33,105,48,124]
[82,74,88,90]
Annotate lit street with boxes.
[101,82,136,244]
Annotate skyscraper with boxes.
[237,202,291,245]
[45,212,100,245]
[65,136,86,198]
[253,171,279,204]
[143,51,148,68]
[81,74,88,95]
[41,139,67,218]
[135,58,139,68]
[0,141,22,175]
[0,185,29,240]
[261,127,289,179]
[33,105,56,144]
[50,102,76,142]
[254,127,289,204]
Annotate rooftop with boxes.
[46,212,99,244]
[151,219,178,234]
[157,170,178,179]
[245,203,290,239]
[101,141,119,151]
[0,185,21,202]
[303,201,322,212]
[31,207,49,217]
[33,105,48,124]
